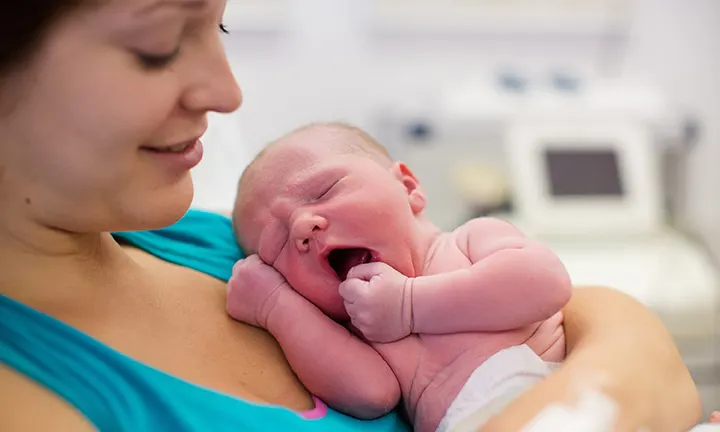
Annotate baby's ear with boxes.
[391,162,426,215]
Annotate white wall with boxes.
[620,0,720,255]
[195,0,719,254]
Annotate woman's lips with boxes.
[141,139,204,171]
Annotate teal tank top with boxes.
[0,209,409,432]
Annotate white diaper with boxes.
[436,344,559,432]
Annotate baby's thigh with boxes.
[540,331,566,363]
[526,311,566,363]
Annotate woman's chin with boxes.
[122,178,195,231]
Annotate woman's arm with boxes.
[481,286,702,432]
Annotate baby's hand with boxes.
[710,411,720,423]
[226,255,291,329]
[339,262,414,343]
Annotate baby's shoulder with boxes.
[455,216,520,234]
[454,217,525,244]
[422,231,471,274]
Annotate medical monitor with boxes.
[506,118,663,236]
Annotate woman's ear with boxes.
[392,162,427,215]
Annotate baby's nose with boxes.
[292,213,328,252]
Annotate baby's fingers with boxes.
[338,278,369,303]
[345,262,393,281]
[710,411,720,423]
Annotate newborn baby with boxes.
[227,122,573,432]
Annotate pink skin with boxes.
[229,127,571,431]
[235,129,436,322]
[710,411,720,423]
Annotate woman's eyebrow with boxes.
[134,0,208,16]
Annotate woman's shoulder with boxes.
[113,209,244,282]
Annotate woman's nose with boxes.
[180,36,243,114]
[291,212,328,253]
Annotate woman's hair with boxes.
[0,1,87,82]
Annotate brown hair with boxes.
[0,1,88,84]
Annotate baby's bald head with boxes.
[259,122,391,167]
[232,122,393,249]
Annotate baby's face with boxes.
[236,132,423,321]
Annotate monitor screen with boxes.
[544,147,624,197]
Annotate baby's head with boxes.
[233,122,428,320]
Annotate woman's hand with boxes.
[482,286,702,432]
[226,255,293,329]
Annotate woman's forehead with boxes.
[96,0,219,23]
[115,0,211,13]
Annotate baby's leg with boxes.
[710,411,720,423]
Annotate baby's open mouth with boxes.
[327,248,374,281]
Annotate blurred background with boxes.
[196,0,719,417]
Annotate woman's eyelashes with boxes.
[135,47,181,70]
[135,23,229,70]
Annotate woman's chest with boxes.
[56,253,314,411]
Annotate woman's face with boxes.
[0,0,242,233]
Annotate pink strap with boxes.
[300,396,328,420]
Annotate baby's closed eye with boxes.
[313,179,341,202]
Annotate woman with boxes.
[0,0,702,431]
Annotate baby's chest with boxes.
[416,327,536,366]
[383,327,538,391]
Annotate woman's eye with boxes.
[134,23,227,70]
[135,47,181,70]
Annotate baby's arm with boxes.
[227,256,400,419]
[411,217,572,334]
[265,291,401,419]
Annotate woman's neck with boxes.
[0,215,134,303]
